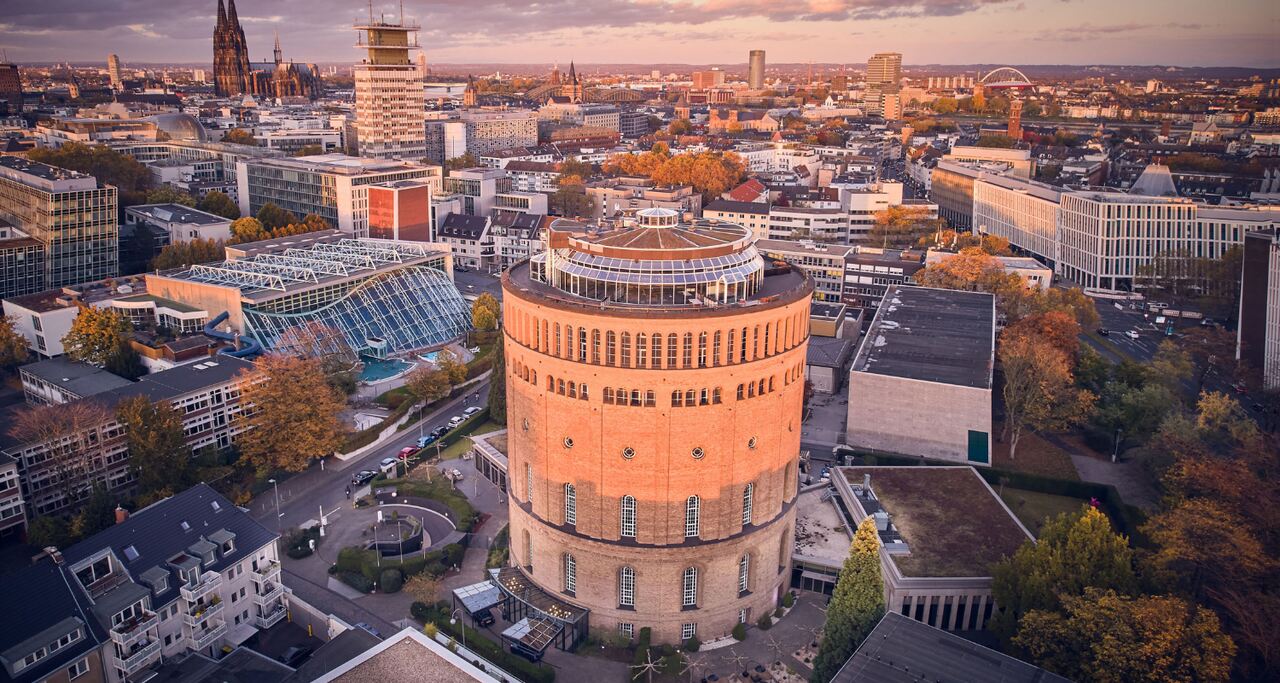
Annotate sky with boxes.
[2,0,1278,68]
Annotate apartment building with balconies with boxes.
[55,484,284,683]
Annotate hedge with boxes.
[410,601,555,683]
[849,450,1148,542]
[285,526,321,559]
[380,567,403,593]
[338,571,373,593]
[632,627,652,666]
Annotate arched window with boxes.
[681,566,698,607]
[621,333,631,367]
[712,387,722,404]
[764,322,772,356]
[727,328,736,364]
[620,495,637,537]
[740,327,749,362]
[606,331,617,366]
[697,332,708,368]
[523,529,532,568]
[738,554,750,594]
[530,370,537,385]
[578,328,587,361]
[619,566,636,607]
[591,329,601,364]
[636,334,647,368]
[526,463,534,504]
[631,389,641,406]
[568,382,577,399]
[558,379,565,395]
[736,384,745,400]
[554,323,561,357]
[564,553,576,593]
[564,483,577,525]
[651,333,662,368]
[685,496,700,537]
[604,387,614,404]
[547,375,555,391]
[667,334,678,369]
[579,384,588,400]
[685,389,696,406]
[645,390,656,407]
[672,390,683,408]
[682,333,693,368]
[713,331,722,366]
[742,483,754,526]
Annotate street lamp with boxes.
[1112,428,1123,463]
[450,608,466,650]
[269,478,282,530]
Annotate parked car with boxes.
[354,622,381,638]
[397,447,416,460]
[280,646,313,667]
[351,470,377,485]
[447,468,464,481]
[473,608,495,627]
[430,426,449,439]
[380,457,398,468]
[1096,328,1109,336]
[1126,330,1140,339]
[417,434,438,448]
[447,415,464,427]
[463,406,482,417]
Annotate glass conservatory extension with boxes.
[530,246,765,306]
[242,266,471,357]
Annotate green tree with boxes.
[1014,588,1235,683]
[255,203,298,231]
[71,483,118,539]
[229,217,268,244]
[27,515,71,549]
[144,185,196,206]
[810,517,885,683]
[151,238,226,270]
[62,307,132,368]
[488,335,506,424]
[221,128,258,146]
[471,293,499,332]
[550,183,594,218]
[236,355,345,474]
[196,190,241,219]
[1149,340,1194,394]
[991,506,1136,645]
[28,142,153,214]
[105,339,146,380]
[0,315,30,373]
[292,144,325,157]
[117,396,190,497]
[445,153,479,172]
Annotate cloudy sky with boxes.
[2,0,1277,67]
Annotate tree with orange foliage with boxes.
[999,335,1095,459]
[236,355,345,474]
[1001,310,1080,360]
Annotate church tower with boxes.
[463,75,477,108]
[562,61,583,103]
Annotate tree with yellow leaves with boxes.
[236,355,345,474]
[999,335,1095,459]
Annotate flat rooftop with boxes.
[20,357,134,397]
[793,487,853,565]
[852,285,994,389]
[251,153,434,176]
[127,203,228,226]
[834,612,1071,683]
[841,467,1032,578]
[0,154,99,192]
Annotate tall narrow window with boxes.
[682,566,698,607]
[685,496,700,537]
[713,331,722,366]
[619,566,635,607]
[636,334,647,368]
[728,329,736,363]
[606,331,616,366]
[578,329,587,361]
[672,390,683,408]
[620,495,637,537]
[667,334,677,369]
[554,323,561,357]
[682,333,693,368]
[697,332,708,368]
[738,554,750,594]
[742,483,754,526]
[592,329,601,364]
[564,554,576,593]
[740,327,748,362]
[523,529,532,567]
[526,463,533,504]
[651,333,662,368]
[621,333,631,367]
[564,483,577,525]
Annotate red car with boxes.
[397,447,416,460]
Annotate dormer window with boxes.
[74,556,112,589]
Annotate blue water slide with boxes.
[203,312,263,358]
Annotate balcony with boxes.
[187,621,228,650]
[115,639,161,676]
[109,610,159,647]
[253,581,284,606]
[180,570,222,603]
[255,603,287,629]
[252,560,281,584]
[182,599,223,627]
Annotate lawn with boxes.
[990,423,1080,481]
[999,487,1088,534]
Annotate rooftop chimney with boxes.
[863,473,871,490]
[115,505,129,524]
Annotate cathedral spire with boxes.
[568,61,577,85]
[273,30,283,64]
[217,0,227,28]
[227,0,240,25]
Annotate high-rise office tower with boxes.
[107,54,122,90]
[0,156,118,298]
[1238,228,1279,389]
[500,208,811,644]
[0,61,22,114]
[352,6,427,159]
[748,50,765,89]
[866,52,903,92]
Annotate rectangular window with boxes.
[564,554,576,594]
[681,623,697,641]
[68,657,89,680]
[619,623,634,639]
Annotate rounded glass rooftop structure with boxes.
[146,112,208,142]
[530,210,765,306]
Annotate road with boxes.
[250,380,493,534]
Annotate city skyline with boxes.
[2,0,1277,68]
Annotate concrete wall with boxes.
[845,372,991,465]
